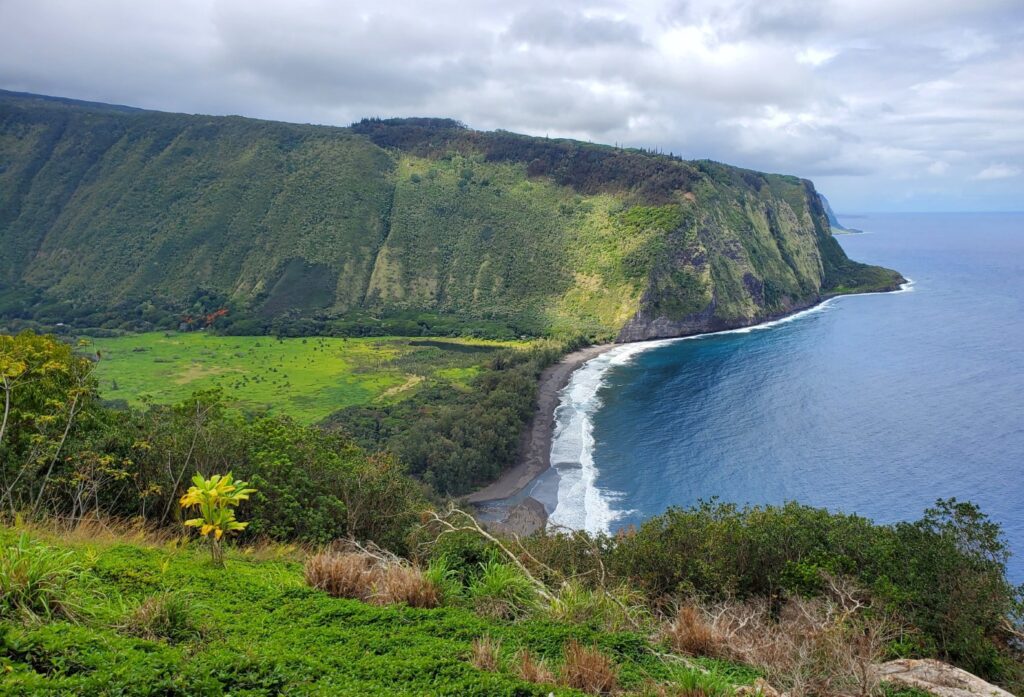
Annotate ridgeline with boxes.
[0,90,901,341]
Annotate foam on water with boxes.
[547,279,915,533]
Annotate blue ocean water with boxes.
[547,213,1024,581]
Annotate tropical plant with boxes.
[179,473,256,565]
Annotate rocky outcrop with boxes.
[875,659,1015,697]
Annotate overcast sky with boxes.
[1,0,1022,211]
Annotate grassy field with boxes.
[86,332,527,424]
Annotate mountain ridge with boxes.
[0,89,903,340]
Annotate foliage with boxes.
[179,472,255,565]
[0,331,100,516]
[0,532,88,621]
[0,529,748,695]
[468,560,540,620]
[0,335,427,552]
[559,640,619,695]
[599,499,1023,687]
[329,338,583,495]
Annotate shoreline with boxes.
[464,342,615,505]
[465,279,911,520]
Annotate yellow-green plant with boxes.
[179,473,255,565]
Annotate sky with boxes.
[1,0,1022,212]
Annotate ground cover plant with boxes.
[0,525,757,696]
[85,331,527,424]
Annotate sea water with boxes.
[546,213,1024,581]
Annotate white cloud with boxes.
[973,164,1022,180]
[0,0,1022,210]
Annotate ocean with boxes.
[543,212,1024,581]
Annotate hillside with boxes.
[0,525,752,696]
[0,90,902,341]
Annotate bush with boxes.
[607,499,1022,686]
[546,580,650,632]
[0,533,87,621]
[663,605,726,658]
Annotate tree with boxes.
[179,473,255,566]
[0,332,98,516]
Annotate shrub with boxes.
[0,533,86,621]
[635,671,737,697]
[468,560,538,619]
[119,592,204,643]
[423,556,464,605]
[179,472,256,566]
[665,589,897,697]
[470,635,501,672]
[559,640,618,695]
[608,499,1022,686]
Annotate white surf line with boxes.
[546,278,915,534]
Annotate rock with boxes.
[875,659,1015,697]
[483,497,548,537]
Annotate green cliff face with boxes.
[0,91,903,340]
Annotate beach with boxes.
[464,343,613,506]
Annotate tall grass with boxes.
[119,592,205,644]
[467,560,538,619]
[0,533,88,621]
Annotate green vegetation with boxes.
[179,473,256,565]
[326,338,583,494]
[0,528,755,696]
[86,331,525,424]
[1,333,1022,693]
[0,91,902,342]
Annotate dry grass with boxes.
[471,635,501,672]
[663,605,727,658]
[560,640,619,695]
[515,648,555,685]
[663,579,898,697]
[305,552,372,599]
[304,550,440,609]
[372,564,439,608]
[14,514,183,549]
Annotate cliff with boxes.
[0,91,902,339]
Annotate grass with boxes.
[0,525,757,696]
[86,332,527,424]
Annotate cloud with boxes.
[0,0,1022,210]
[973,164,1022,180]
